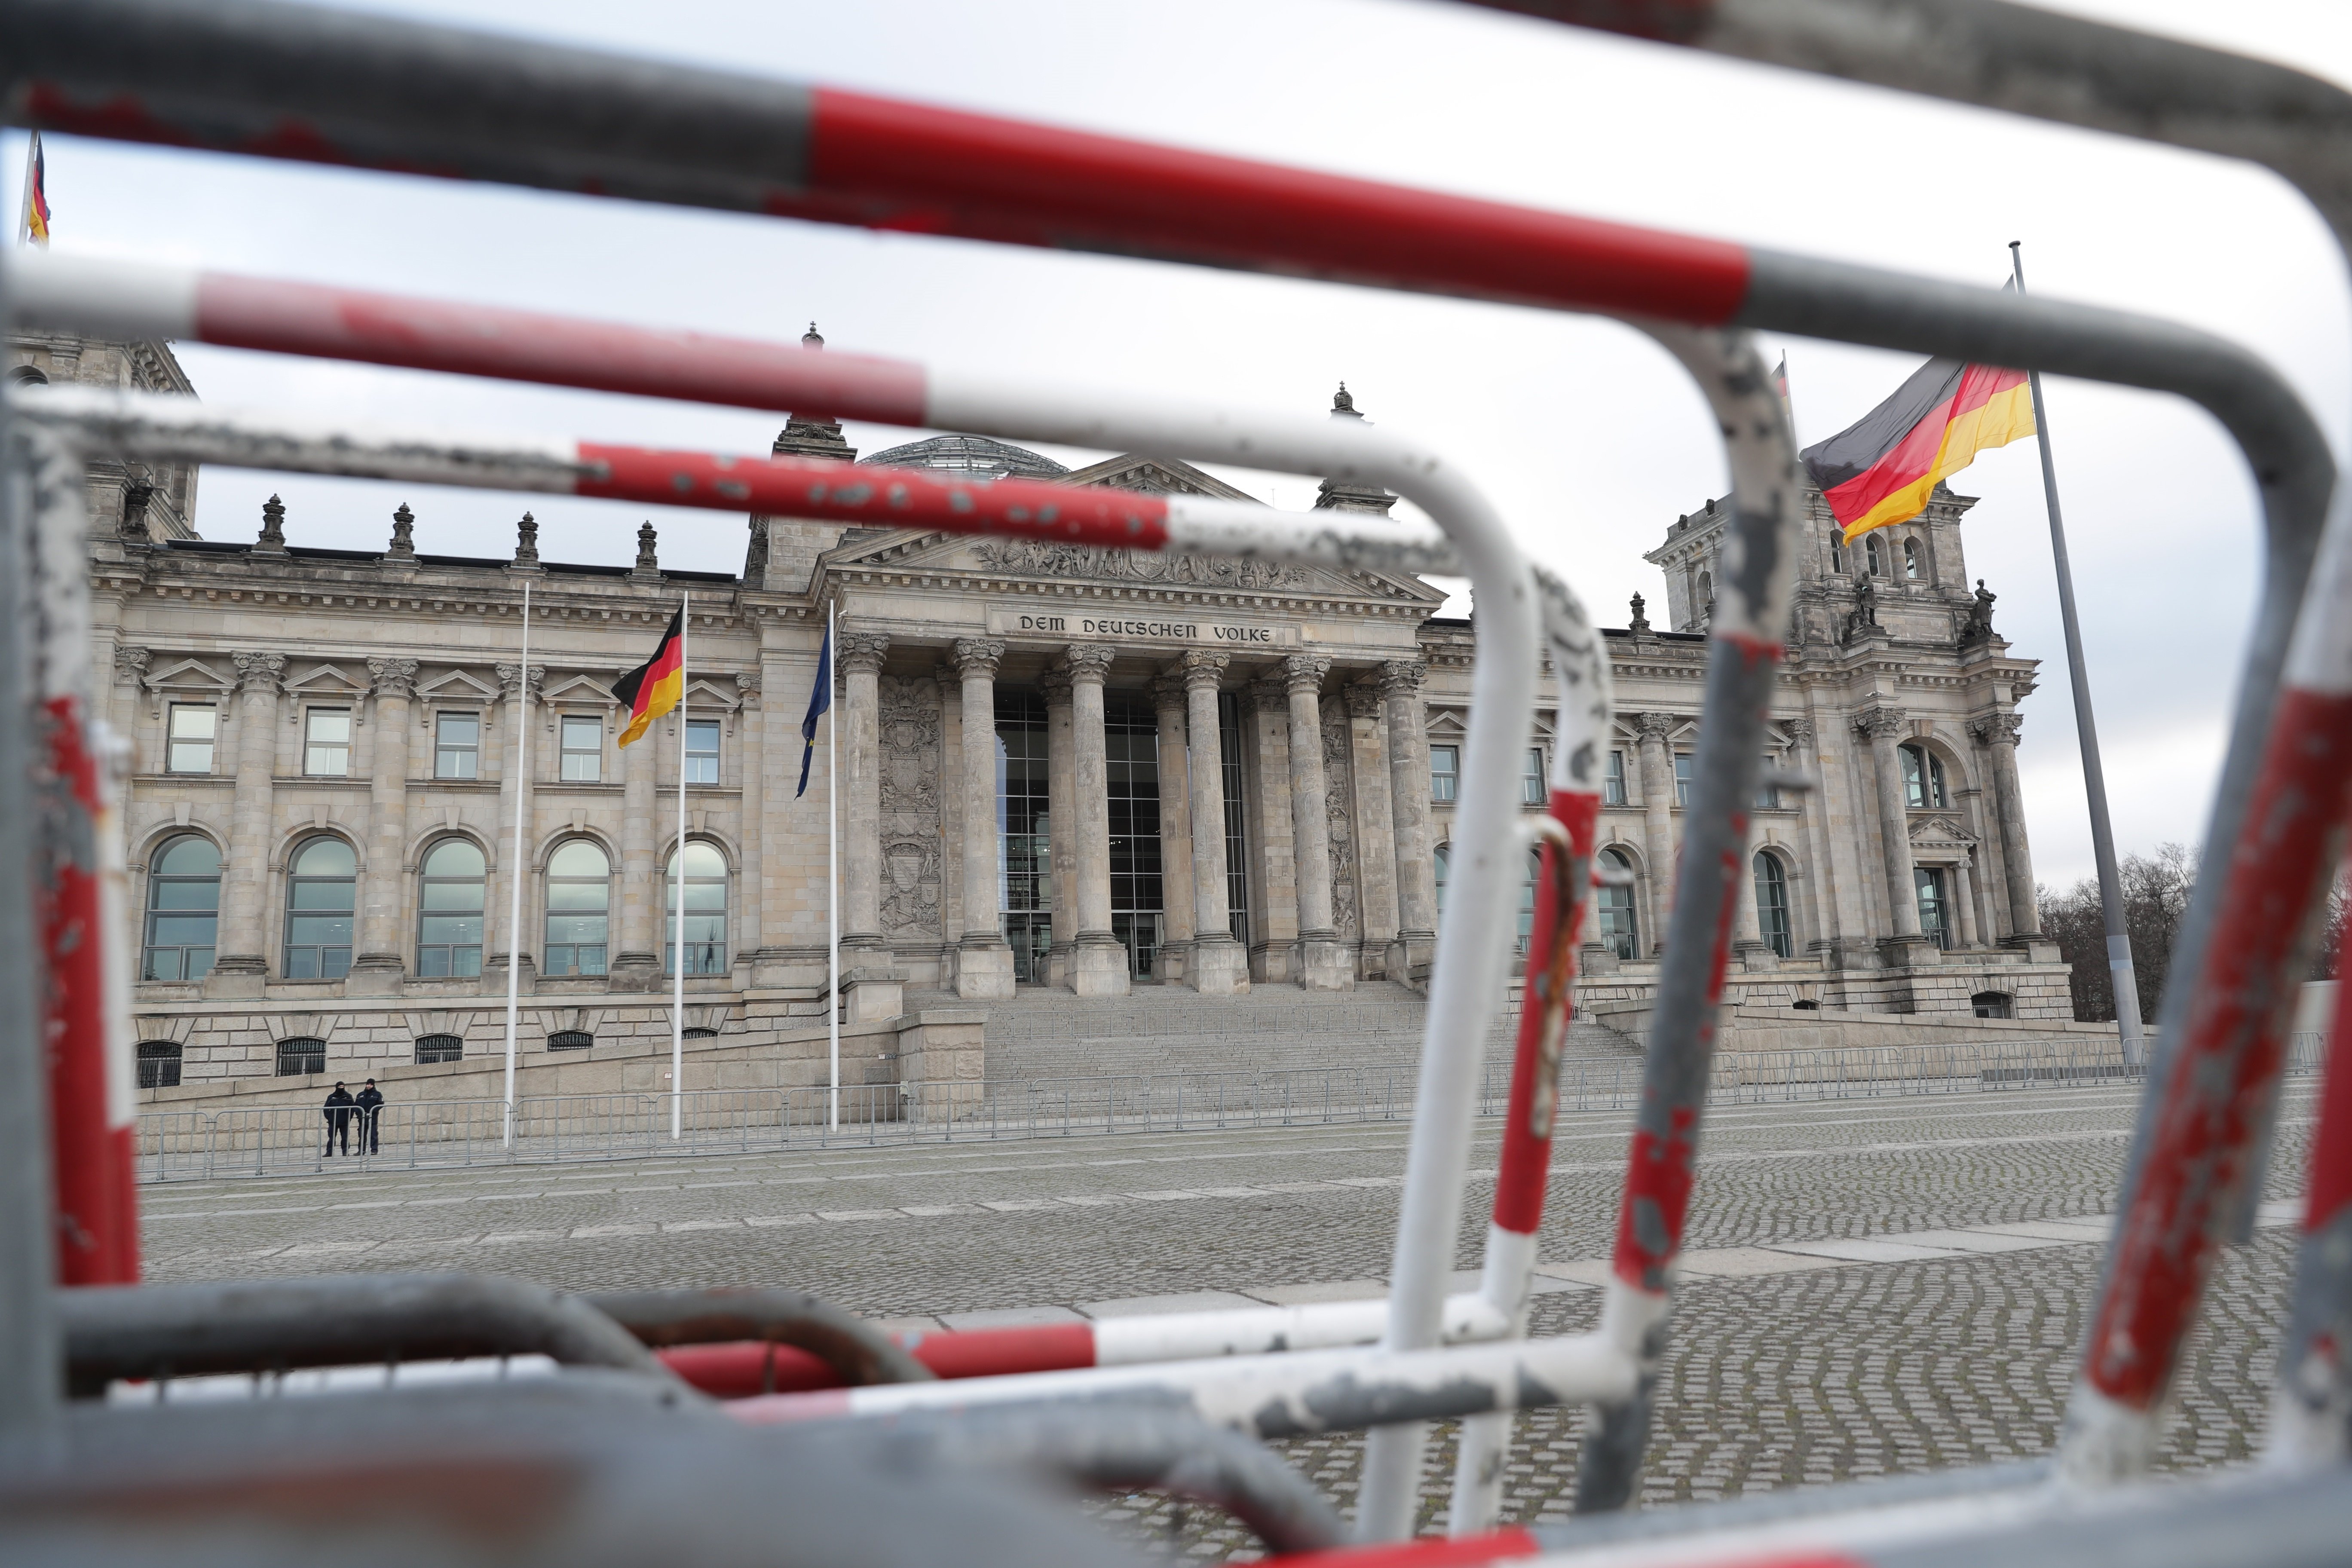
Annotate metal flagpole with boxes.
[501,578,529,1146]
[827,599,839,1131]
[2010,242,2146,1065]
[672,592,689,1139]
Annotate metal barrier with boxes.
[137,1036,2322,1185]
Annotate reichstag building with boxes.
[12,326,2072,1096]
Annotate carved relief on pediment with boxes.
[969,538,1311,591]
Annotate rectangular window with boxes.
[1523,748,1547,806]
[1915,866,1952,950]
[1754,755,1780,810]
[684,718,721,784]
[995,689,1052,985]
[1673,752,1694,807]
[167,704,217,774]
[560,715,602,781]
[1603,750,1627,807]
[303,709,351,776]
[1219,692,1250,948]
[434,712,480,779]
[1105,695,1164,980]
[1430,744,1459,804]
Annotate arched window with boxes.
[1865,534,1884,576]
[142,834,220,981]
[1753,852,1793,959]
[1971,991,2015,1020]
[136,1040,183,1089]
[276,1036,326,1077]
[8,364,49,386]
[682,1026,719,1040]
[1696,570,1713,612]
[283,837,356,979]
[1596,848,1638,961]
[415,1033,463,1064]
[1433,844,1451,916]
[416,839,486,978]
[1829,533,1845,574]
[544,840,611,977]
[666,840,729,975]
[1902,536,1923,579]
[1899,743,1948,808]
[548,1029,593,1051]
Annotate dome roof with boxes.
[862,433,1069,482]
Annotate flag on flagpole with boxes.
[1770,355,1789,407]
[1800,356,2035,542]
[613,609,684,748]
[798,621,833,798]
[22,132,51,247]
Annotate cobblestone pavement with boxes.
[139,1082,2318,1557]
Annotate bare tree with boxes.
[2038,842,2198,1024]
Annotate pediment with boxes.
[1908,812,1975,847]
[283,662,364,696]
[417,668,497,704]
[823,527,1448,606]
[145,657,230,693]
[1058,454,1259,501]
[680,675,741,712]
[543,672,616,706]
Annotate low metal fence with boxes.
[133,1033,2326,1183]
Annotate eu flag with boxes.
[797,623,832,798]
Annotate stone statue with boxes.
[1959,578,1997,648]
[1842,576,1880,645]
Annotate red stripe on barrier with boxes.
[195,273,931,425]
[573,445,1173,550]
[2310,961,2352,1233]
[1493,787,1600,1236]
[2086,684,2352,1409]
[659,1322,1100,1399]
[801,88,1752,325]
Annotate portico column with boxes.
[1952,857,1981,948]
[1179,651,1248,994]
[1346,681,1400,978]
[836,633,890,953]
[207,650,284,995]
[1284,655,1352,990]
[1858,705,1926,946]
[952,637,1015,1000]
[1732,836,1770,969]
[611,665,661,991]
[1380,660,1439,987]
[349,657,417,996]
[485,661,541,997]
[1063,645,1128,997]
[1042,671,1076,987]
[1150,674,1197,984]
[1633,712,1678,953]
[1970,711,2041,940]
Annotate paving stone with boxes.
[1241,1280,1387,1306]
[1671,1248,1847,1279]
[938,1305,1090,1330]
[1767,1238,1974,1264]
[1081,1291,1265,1319]
[1897,1228,2061,1254]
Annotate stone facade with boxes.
[29,331,2067,1094]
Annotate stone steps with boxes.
[907,981,1639,1081]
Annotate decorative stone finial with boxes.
[632,521,660,577]
[1331,383,1359,418]
[802,322,824,349]
[256,493,288,552]
[120,482,156,544]
[388,502,416,558]
[513,511,542,570]
[1628,592,1651,635]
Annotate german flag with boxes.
[24,132,51,247]
[1801,358,2035,542]
[613,608,684,749]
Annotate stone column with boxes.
[1634,712,1678,953]
[1345,681,1401,978]
[1042,671,1076,987]
[611,664,662,991]
[1179,652,1248,994]
[1380,660,1439,987]
[1952,857,1981,948]
[1970,711,2041,940]
[349,657,417,996]
[836,631,899,1017]
[1857,705,1926,951]
[952,637,1015,1000]
[732,673,763,967]
[1284,655,1351,990]
[1063,646,1128,996]
[1150,674,1197,984]
[485,661,541,997]
[1244,676,1299,982]
[207,651,283,996]
[1732,838,1771,971]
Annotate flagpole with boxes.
[2010,242,2146,1066]
[15,132,37,247]
[672,592,690,1139]
[827,599,840,1132]
[501,577,530,1146]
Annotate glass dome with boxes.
[862,434,1070,482]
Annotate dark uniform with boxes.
[322,1083,355,1155]
[355,1081,385,1156]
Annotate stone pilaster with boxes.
[1243,677,1298,982]
[1344,681,1400,979]
[732,672,764,968]
[1634,712,1678,953]
[1150,674,1197,984]
[836,631,900,1019]
[1379,659,1438,988]
[1041,670,1075,988]
[1063,645,1128,997]
[208,651,284,996]
[1951,855,1981,948]
[609,661,662,992]
[1970,711,2041,940]
[1283,655,1351,990]
[1178,652,1247,994]
[348,657,417,996]
[484,661,542,997]
[1858,705,1929,963]
[951,637,1014,1000]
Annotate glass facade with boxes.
[1105,694,1164,978]
[996,690,1053,983]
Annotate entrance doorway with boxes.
[1106,694,1165,980]
[997,690,1054,984]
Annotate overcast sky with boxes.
[10,0,2351,891]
